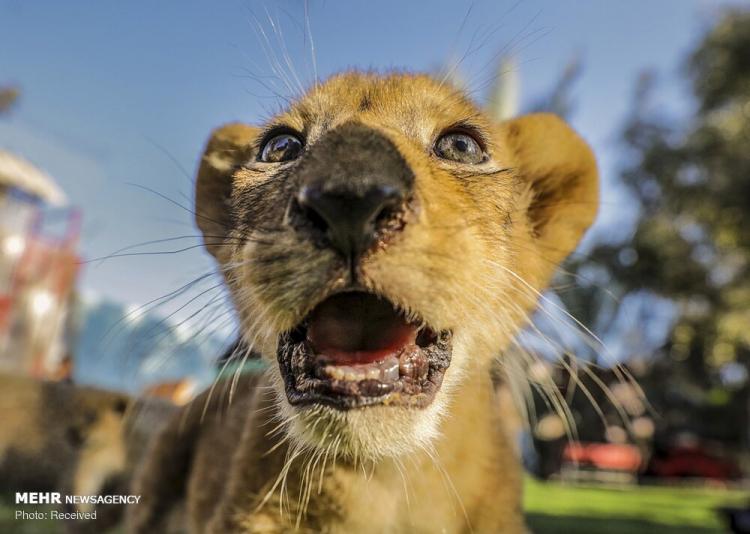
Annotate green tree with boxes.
[0,86,19,115]
[566,9,750,449]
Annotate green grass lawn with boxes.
[1,481,747,532]
[525,477,749,533]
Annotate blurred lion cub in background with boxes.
[129,71,598,533]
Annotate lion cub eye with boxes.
[434,132,485,164]
[260,133,303,163]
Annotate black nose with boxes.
[289,122,414,260]
[296,184,402,259]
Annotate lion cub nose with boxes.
[289,122,415,260]
[296,183,402,260]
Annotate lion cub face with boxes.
[196,72,597,459]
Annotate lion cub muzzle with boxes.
[271,122,453,411]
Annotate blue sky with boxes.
[0,0,739,312]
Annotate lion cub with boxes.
[128,72,597,533]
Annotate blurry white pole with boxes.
[486,56,520,122]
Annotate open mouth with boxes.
[277,291,452,410]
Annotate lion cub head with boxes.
[195,72,597,459]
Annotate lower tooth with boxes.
[325,365,346,380]
[323,356,402,383]
[380,357,400,382]
[343,367,366,381]
[366,367,381,380]
[322,365,367,381]
[398,345,428,380]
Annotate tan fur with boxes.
[0,374,129,531]
[130,72,597,533]
[72,409,127,513]
[0,374,129,495]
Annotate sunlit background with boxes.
[1,1,750,532]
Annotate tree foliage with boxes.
[0,86,19,115]
[562,9,750,448]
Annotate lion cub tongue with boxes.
[307,292,417,365]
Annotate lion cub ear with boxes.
[195,123,259,262]
[502,113,599,267]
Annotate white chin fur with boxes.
[269,340,468,461]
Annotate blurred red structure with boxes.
[563,442,643,473]
[0,155,80,379]
[647,444,741,481]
